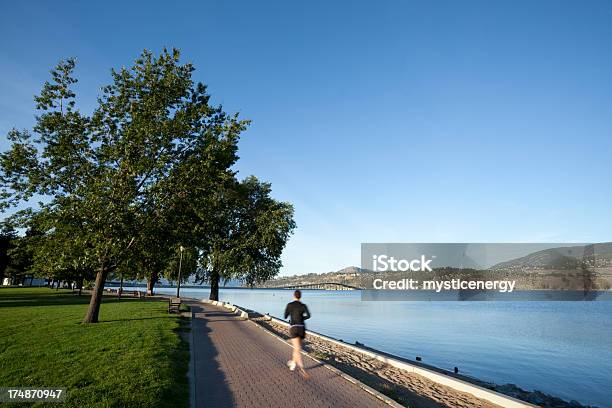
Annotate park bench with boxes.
[168,297,181,314]
[133,290,144,298]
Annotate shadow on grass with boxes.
[0,287,192,407]
[99,316,171,323]
[0,288,128,308]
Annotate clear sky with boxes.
[1,1,611,276]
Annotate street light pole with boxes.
[176,246,184,298]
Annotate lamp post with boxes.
[176,246,184,298]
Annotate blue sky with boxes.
[1,1,611,276]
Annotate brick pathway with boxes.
[188,302,392,408]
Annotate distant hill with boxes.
[259,266,368,288]
[491,243,612,270]
[335,266,369,274]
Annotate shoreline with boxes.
[253,315,502,408]
[224,301,594,408]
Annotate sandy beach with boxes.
[253,317,502,408]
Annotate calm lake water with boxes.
[145,287,612,407]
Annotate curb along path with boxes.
[187,301,393,408]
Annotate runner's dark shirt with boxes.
[284,301,310,326]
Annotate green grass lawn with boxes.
[0,287,189,407]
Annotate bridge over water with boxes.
[105,280,363,291]
[268,282,361,291]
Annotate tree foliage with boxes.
[196,176,296,300]
[0,48,295,318]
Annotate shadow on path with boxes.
[190,303,235,408]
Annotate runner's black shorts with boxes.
[289,325,306,339]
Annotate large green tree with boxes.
[0,49,246,322]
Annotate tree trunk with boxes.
[209,270,219,301]
[119,274,124,299]
[78,274,84,296]
[147,270,158,296]
[83,263,109,324]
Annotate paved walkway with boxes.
[188,301,391,408]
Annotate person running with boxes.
[284,290,310,378]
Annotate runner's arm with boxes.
[303,305,311,320]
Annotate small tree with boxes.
[196,176,296,300]
[0,224,17,285]
[29,224,97,292]
[5,229,39,285]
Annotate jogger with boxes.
[284,289,311,378]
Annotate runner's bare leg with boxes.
[291,337,309,378]
[291,337,302,368]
